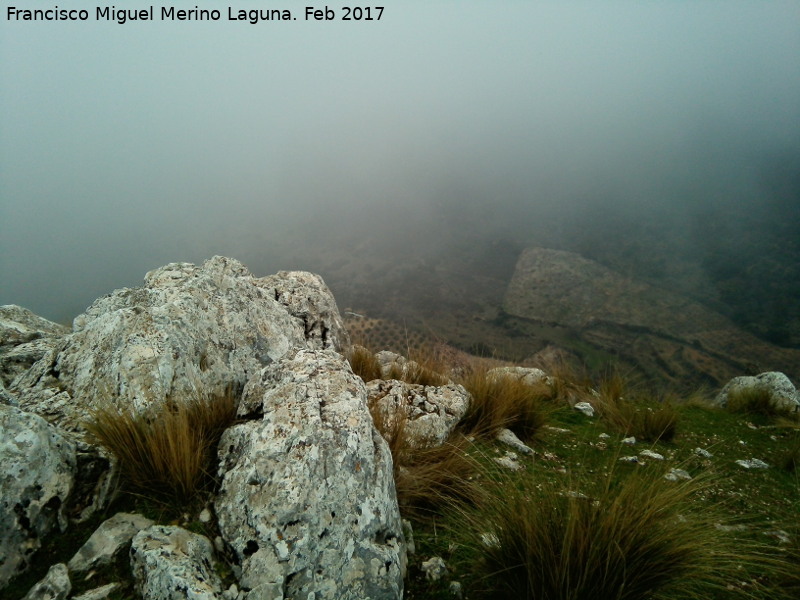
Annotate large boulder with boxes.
[366,380,470,449]
[714,372,800,413]
[215,349,405,600]
[0,404,76,588]
[0,305,68,390]
[11,257,348,429]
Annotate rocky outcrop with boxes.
[69,513,155,574]
[215,349,405,600]
[366,380,470,449]
[714,372,800,413]
[504,247,800,388]
[10,257,348,429]
[130,526,223,600]
[0,305,68,393]
[0,404,76,588]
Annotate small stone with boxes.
[618,455,639,464]
[198,508,212,523]
[694,448,713,458]
[496,428,534,455]
[763,530,791,544]
[621,436,636,445]
[493,452,523,471]
[449,581,463,598]
[639,450,664,460]
[421,556,447,581]
[402,519,416,556]
[664,468,692,481]
[735,458,769,470]
[573,401,594,417]
[598,433,611,439]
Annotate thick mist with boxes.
[2,2,799,344]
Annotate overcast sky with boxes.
[2,1,799,322]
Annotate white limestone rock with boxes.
[366,379,470,449]
[12,257,344,430]
[639,450,665,461]
[0,404,76,588]
[573,402,595,417]
[255,271,349,352]
[714,372,800,413]
[735,458,770,470]
[130,525,223,600]
[496,428,534,455]
[71,583,121,600]
[69,512,155,573]
[215,349,405,600]
[420,556,447,581]
[21,563,71,600]
[0,305,69,384]
[665,469,692,481]
[486,366,550,387]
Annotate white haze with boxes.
[1,1,798,322]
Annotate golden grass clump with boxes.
[458,367,551,441]
[346,344,382,383]
[84,389,238,504]
[455,468,781,600]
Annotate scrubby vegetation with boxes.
[457,366,552,441]
[725,385,798,420]
[452,468,771,600]
[14,342,797,600]
[84,388,238,506]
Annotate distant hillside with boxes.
[504,247,800,388]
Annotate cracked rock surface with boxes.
[215,349,405,600]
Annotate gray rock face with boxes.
[130,525,223,600]
[21,563,71,600]
[215,349,405,600]
[714,372,800,413]
[11,257,345,429]
[0,404,76,588]
[0,305,68,390]
[366,380,470,449]
[69,512,155,573]
[257,271,349,352]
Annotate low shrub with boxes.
[84,389,238,505]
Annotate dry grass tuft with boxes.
[346,344,383,383]
[591,370,678,442]
[381,345,450,387]
[456,468,780,600]
[726,386,798,420]
[368,398,480,519]
[458,367,551,441]
[84,389,238,505]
